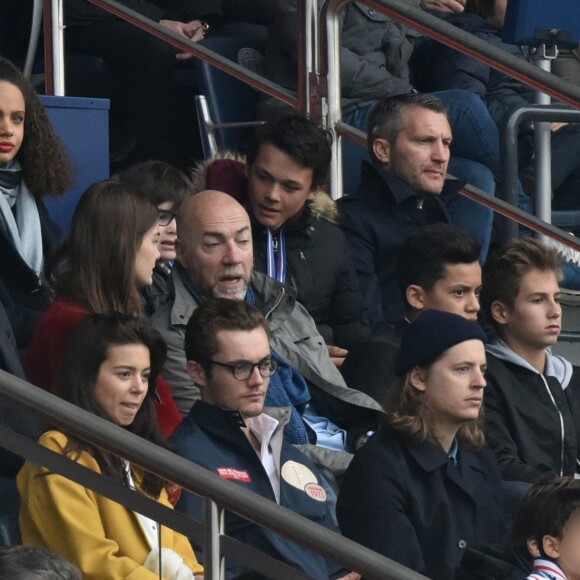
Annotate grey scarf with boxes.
[0,160,43,276]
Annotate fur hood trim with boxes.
[190,151,340,222]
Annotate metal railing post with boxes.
[533,46,556,228]
[24,0,44,79]
[51,0,66,95]
[322,0,349,200]
[204,498,225,580]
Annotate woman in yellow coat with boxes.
[18,314,203,579]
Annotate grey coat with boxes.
[262,0,421,115]
[150,269,382,422]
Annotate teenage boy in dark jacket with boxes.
[481,237,580,485]
[341,222,482,405]
[192,115,372,357]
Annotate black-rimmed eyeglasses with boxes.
[209,358,278,381]
[158,210,177,226]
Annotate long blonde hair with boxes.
[385,368,485,451]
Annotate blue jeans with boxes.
[446,157,494,261]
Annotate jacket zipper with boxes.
[264,285,285,320]
[540,374,565,476]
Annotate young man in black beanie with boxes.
[337,310,510,580]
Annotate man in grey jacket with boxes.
[150,190,381,471]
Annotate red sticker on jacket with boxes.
[304,483,326,502]
[217,468,252,482]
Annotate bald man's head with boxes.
[175,190,253,300]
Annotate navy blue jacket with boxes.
[339,161,457,327]
[337,428,509,580]
[170,401,345,579]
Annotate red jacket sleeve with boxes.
[154,376,182,438]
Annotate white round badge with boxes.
[281,461,326,502]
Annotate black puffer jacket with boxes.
[411,13,534,126]
[250,207,372,349]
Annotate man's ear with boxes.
[490,300,510,326]
[542,535,561,560]
[406,285,427,312]
[174,237,185,262]
[187,360,206,388]
[372,138,391,165]
[409,367,427,392]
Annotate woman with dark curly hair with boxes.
[0,56,74,347]
[18,314,203,579]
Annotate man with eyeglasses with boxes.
[170,298,359,580]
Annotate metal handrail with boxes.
[321,0,580,201]
[44,0,296,107]
[0,370,427,580]
[23,0,43,79]
[501,104,580,241]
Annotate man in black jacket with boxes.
[245,116,372,357]
[340,93,466,329]
[481,237,580,485]
[64,0,214,169]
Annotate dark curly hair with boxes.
[0,56,74,196]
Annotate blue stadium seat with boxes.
[193,30,267,157]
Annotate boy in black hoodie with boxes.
[481,237,580,486]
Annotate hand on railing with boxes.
[551,122,569,132]
[159,19,206,60]
[420,0,466,12]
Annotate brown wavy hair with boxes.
[49,180,159,316]
[385,369,485,451]
[0,56,74,196]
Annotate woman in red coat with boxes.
[24,179,182,436]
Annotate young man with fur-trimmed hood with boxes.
[192,115,372,363]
